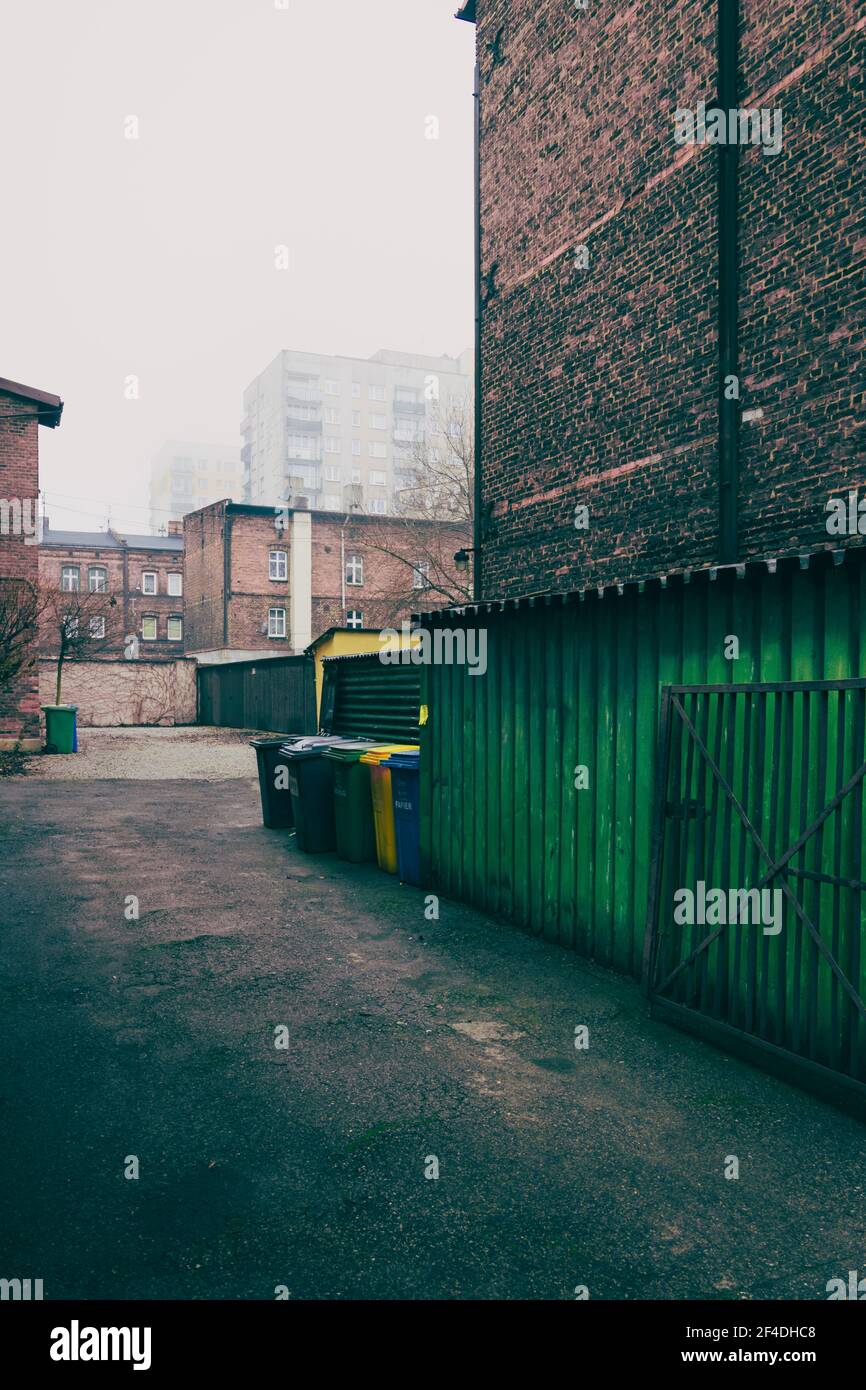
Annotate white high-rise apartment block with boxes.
[150,441,243,532]
[240,348,473,514]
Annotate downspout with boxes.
[108,526,129,650]
[718,0,740,564]
[223,506,231,647]
[472,57,482,601]
[340,520,347,621]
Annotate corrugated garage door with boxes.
[320,652,421,743]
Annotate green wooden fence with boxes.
[418,551,866,981]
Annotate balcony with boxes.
[287,388,322,406]
[285,416,322,432]
[393,398,426,416]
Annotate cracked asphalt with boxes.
[0,731,864,1300]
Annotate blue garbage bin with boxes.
[384,750,421,885]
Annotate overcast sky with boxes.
[0,0,475,533]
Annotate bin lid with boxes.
[322,740,379,763]
[359,743,420,766]
[250,736,294,749]
[382,751,420,770]
[281,735,356,760]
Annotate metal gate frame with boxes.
[642,680,866,1113]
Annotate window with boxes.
[167,616,183,642]
[351,469,361,485]
[324,437,341,454]
[346,609,363,630]
[268,607,286,639]
[351,439,361,456]
[142,571,157,595]
[369,412,387,430]
[287,435,320,458]
[351,410,361,428]
[287,404,319,422]
[61,566,79,593]
[167,572,182,596]
[324,379,341,395]
[368,441,387,459]
[345,553,364,586]
[89,616,106,638]
[324,408,340,425]
[323,464,341,482]
[141,616,158,641]
[369,469,387,487]
[88,566,107,593]
[368,384,386,401]
[369,498,387,515]
[197,459,209,470]
[412,561,431,590]
[351,383,361,398]
[269,550,288,581]
[63,614,79,640]
[395,387,422,405]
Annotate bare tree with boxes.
[40,585,119,704]
[0,578,40,696]
[393,395,473,526]
[347,396,474,615]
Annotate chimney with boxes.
[167,520,183,536]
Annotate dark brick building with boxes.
[459,0,865,598]
[0,376,63,748]
[39,523,185,662]
[184,500,469,661]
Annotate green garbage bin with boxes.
[323,741,383,863]
[42,705,77,755]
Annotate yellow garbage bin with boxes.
[360,745,420,873]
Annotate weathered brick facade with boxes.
[467,0,866,598]
[184,501,470,656]
[0,379,62,746]
[39,527,185,663]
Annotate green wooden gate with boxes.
[642,681,866,1107]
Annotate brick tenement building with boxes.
[0,376,63,749]
[183,500,470,660]
[39,523,185,662]
[458,1,866,599]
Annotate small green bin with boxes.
[42,705,77,755]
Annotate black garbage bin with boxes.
[250,735,309,828]
[282,737,366,853]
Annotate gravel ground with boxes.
[22,726,281,781]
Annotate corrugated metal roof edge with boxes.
[321,648,402,665]
[414,544,866,624]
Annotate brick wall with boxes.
[38,658,196,727]
[0,390,41,742]
[473,0,866,599]
[228,510,290,649]
[313,515,471,631]
[184,502,227,652]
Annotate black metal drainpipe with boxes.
[718,0,740,564]
[472,57,482,602]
